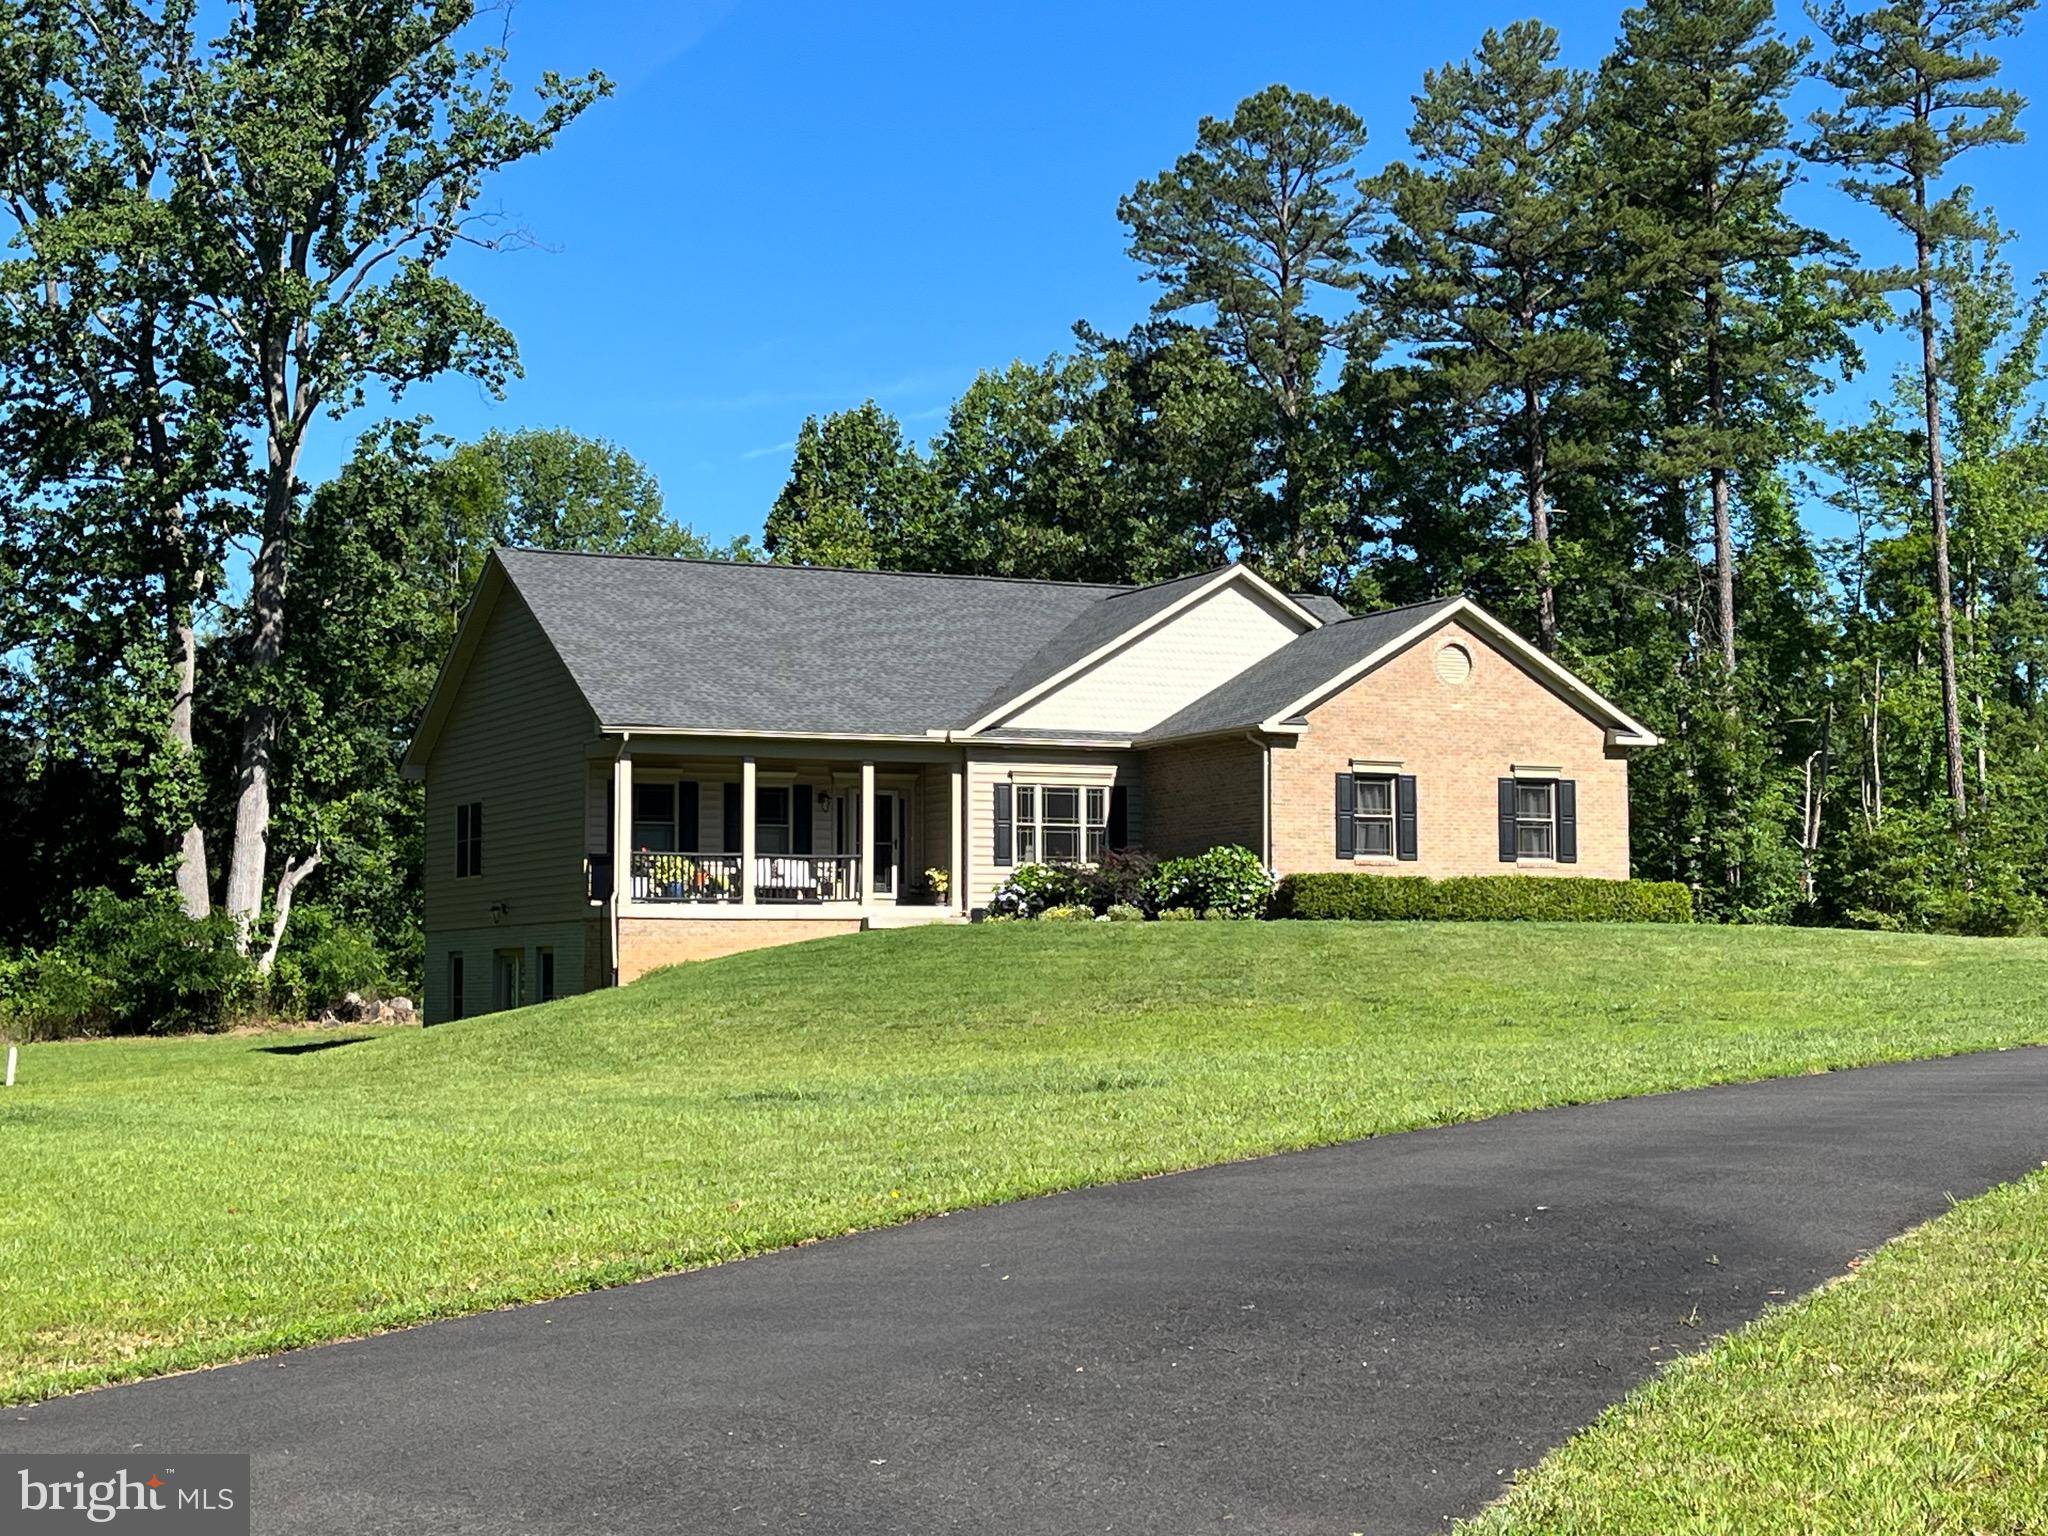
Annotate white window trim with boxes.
[1513,777,1558,861]
[1013,779,1112,866]
[1350,772,1399,860]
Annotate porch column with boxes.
[610,746,632,983]
[949,760,965,913]
[859,760,876,907]
[740,756,758,907]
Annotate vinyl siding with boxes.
[964,749,1143,909]
[998,583,1306,733]
[422,585,598,1023]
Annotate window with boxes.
[455,801,483,878]
[1012,781,1112,865]
[755,786,792,855]
[448,952,465,1020]
[1352,775,1396,856]
[537,947,555,1004]
[632,782,676,851]
[1515,779,1556,859]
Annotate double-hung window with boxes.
[1514,779,1556,859]
[455,801,484,877]
[1351,775,1396,856]
[1012,782,1112,865]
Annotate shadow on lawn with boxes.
[255,1036,375,1057]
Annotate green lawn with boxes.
[3,921,2046,1405]
[1461,1169,2048,1535]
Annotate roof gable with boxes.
[1138,595,1659,747]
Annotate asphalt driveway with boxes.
[13,1047,2047,1534]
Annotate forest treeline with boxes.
[0,0,2042,1027]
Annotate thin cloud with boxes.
[739,440,796,462]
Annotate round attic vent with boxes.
[1435,642,1473,686]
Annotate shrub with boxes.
[1039,904,1096,922]
[1150,845,1275,919]
[0,891,259,1039]
[267,905,390,1018]
[1080,849,1160,914]
[1156,906,1198,922]
[1103,903,1146,922]
[987,862,1093,919]
[1273,872,1694,924]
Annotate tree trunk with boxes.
[1524,383,1558,653]
[169,609,210,920]
[1914,213,1968,827]
[256,848,321,975]
[223,431,298,937]
[1705,297,1735,676]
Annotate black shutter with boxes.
[722,781,742,852]
[794,785,813,854]
[678,781,699,853]
[1108,784,1129,850]
[455,803,468,876]
[1335,773,1355,858]
[1498,779,1518,862]
[471,802,482,876]
[1557,779,1578,864]
[993,782,1013,867]
[1396,774,1418,861]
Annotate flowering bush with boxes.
[1039,904,1096,922]
[1104,903,1146,922]
[986,862,1092,919]
[1149,845,1275,919]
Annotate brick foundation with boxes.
[617,916,864,980]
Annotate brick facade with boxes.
[1267,619,1631,880]
[1141,737,1264,858]
[616,916,863,980]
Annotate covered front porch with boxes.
[591,743,967,918]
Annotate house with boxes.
[402,551,1659,1023]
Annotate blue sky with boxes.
[329,0,2048,549]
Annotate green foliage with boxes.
[1156,905,1199,922]
[1079,849,1161,915]
[764,403,943,569]
[1274,873,1695,924]
[1151,845,1276,918]
[267,905,393,1017]
[0,892,258,1040]
[1104,903,1147,922]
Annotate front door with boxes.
[492,949,522,1012]
[871,790,904,898]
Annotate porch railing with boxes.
[632,851,743,903]
[628,851,860,903]
[753,854,859,903]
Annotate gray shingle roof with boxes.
[497,549,1135,735]
[1138,596,1465,742]
[491,548,1398,742]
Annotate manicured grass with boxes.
[2,921,2045,1404]
[1460,1169,2048,1535]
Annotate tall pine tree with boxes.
[1373,21,1609,653]
[1809,0,2037,827]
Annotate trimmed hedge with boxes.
[1272,872,1694,924]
